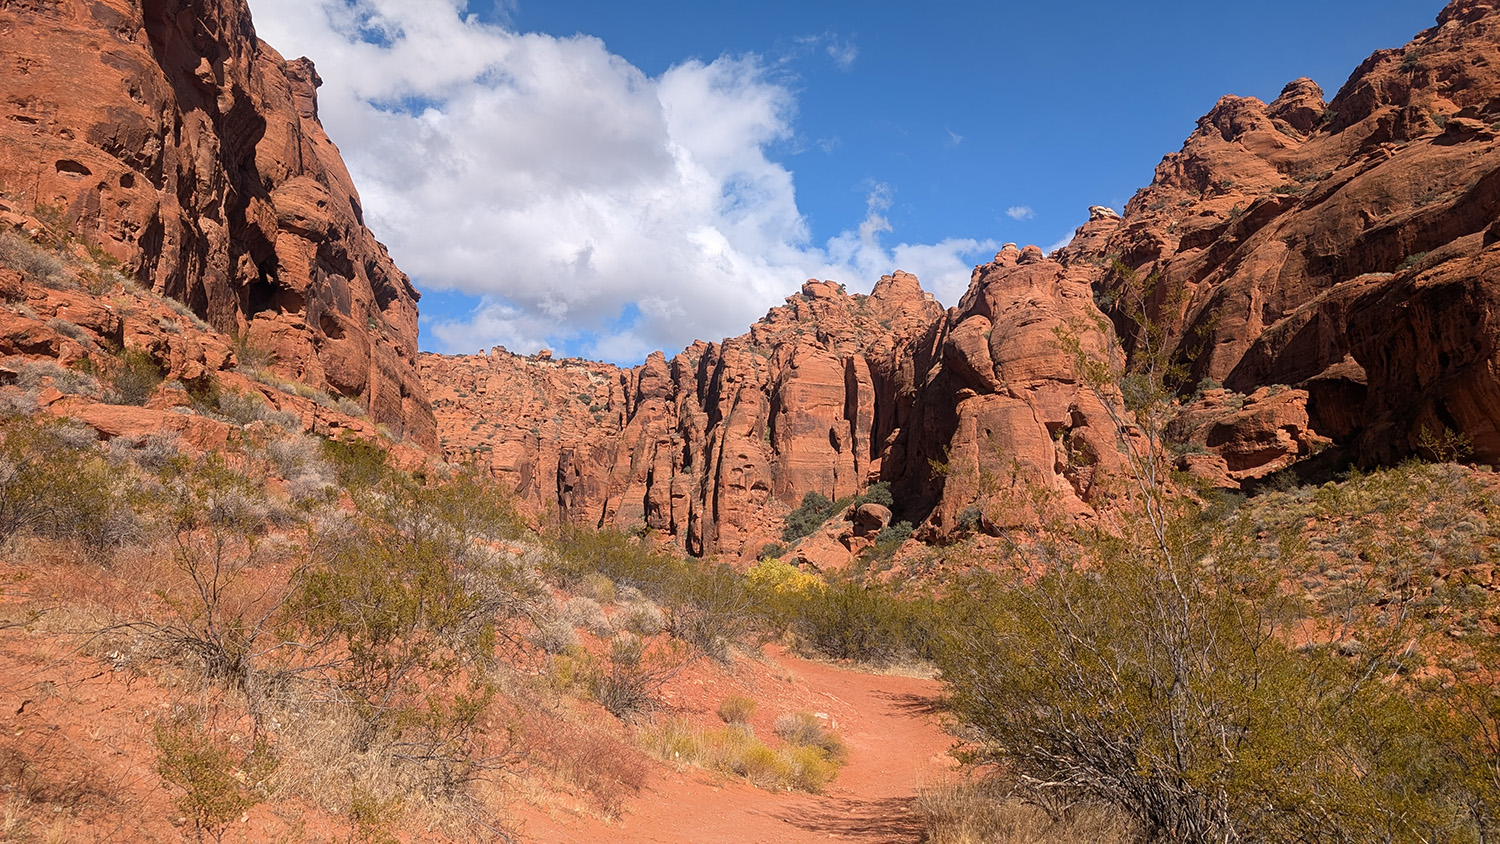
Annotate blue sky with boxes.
[247,0,1447,364]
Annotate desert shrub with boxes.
[780,575,938,664]
[756,541,787,560]
[106,432,180,470]
[1398,251,1429,272]
[259,435,336,507]
[147,454,283,696]
[532,618,580,654]
[346,786,403,844]
[577,571,617,604]
[868,519,914,559]
[517,711,648,819]
[296,469,531,753]
[854,481,894,508]
[590,633,692,721]
[937,535,1470,842]
[105,348,165,406]
[232,332,277,374]
[14,358,100,398]
[616,597,665,636]
[717,695,758,726]
[0,415,137,554]
[664,562,756,661]
[320,433,389,491]
[0,232,71,289]
[644,716,846,793]
[560,596,612,636]
[262,434,322,477]
[782,491,835,541]
[153,717,275,844]
[0,390,38,418]
[45,317,96,349]
[915,778,1143,844]
[773,711,847,764]
[215,388,272,425]
[553,529,754,660]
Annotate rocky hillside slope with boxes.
[425,0,1500,557]
[0,0,434,446]
[1077,0,1500,470]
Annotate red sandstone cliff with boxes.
[0,0,434,446]
[422,273,949,558]
[423,253,1143,559]
[424,0,1500,553]
[1072,0,1500,470]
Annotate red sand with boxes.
[519,648,955,844]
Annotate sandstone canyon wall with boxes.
[0,0,434,446]
[423,254,1141,558]
[424,0,1500,557]
[8,0,1500,558]
[1074,0,1500,470]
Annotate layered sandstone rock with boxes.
[0,0,434,446]
[423,259,1139,556]
[424,0,1500,548]
[423,274,955,557]
[1071,0,1500,468]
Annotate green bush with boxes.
[0,415,137,555]
[296,470,530,755]
[782,491,835,542]
[868,519,913,559]
[153,717,275,844]
[857,481,894,508]
[772,573,938,664]
[553,530,755,661]
[107,348,164,406]
[319,433,390,491]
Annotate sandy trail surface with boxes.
[521,648,955,843]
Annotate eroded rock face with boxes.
[424,262,1136,555]
[424,275,943,554]
[1069,0,1500,467]
[423,274,960,555]
[0,0,434,447]
[424,0,1500,548]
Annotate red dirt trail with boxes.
[520,649,956,844]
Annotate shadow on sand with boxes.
[774,796,927,842]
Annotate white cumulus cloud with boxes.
[1005,205,1036,221]
[248,0,993,361]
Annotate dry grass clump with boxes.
[0,231,72,290]
[515,708,649,819]
[914,779,1142,844]
[717,694,758,726]
[559,596,612,636]
[643,716,845,793]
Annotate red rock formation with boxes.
[0,0,434,447]
[1070,0,1500,468]
[899,245,1131,535]
[423,274,955,556]
[424,259,1140,556]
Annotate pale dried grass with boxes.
[914,778,1142,844]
